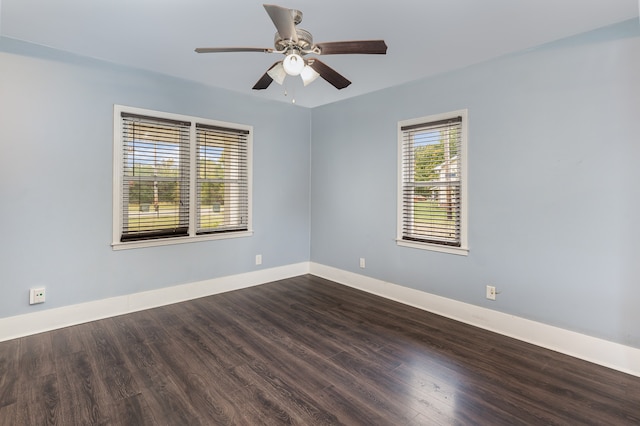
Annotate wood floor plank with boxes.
[107,315,204,426]
[171,369,252,425]
[1,274,638,425]
[231,363,339,425]
[137,311,252,424]
[229,383,303,425]
[107,393,156,426]
[312,384,391,426]
[50,325,86,360]
[212,296,425,422]
[79,323,141,402]
[166,312,253,373]
[219,319,334,394]
[0,403,17,426]
[220,289,349,360]
[240,281,402,367]
[18,332,55,380]
[0,339,20,409]
[324,348,459,425]
[13,373,61,426]
[136,380,203,426]
[55,350,112,425]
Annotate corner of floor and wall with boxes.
[1,261,639,378]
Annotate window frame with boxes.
[396,109,469,256]
[112,105,252,250]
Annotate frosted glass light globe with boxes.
[283,53,304,76]
[300,65,320,86]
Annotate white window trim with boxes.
[112,105,253,250]
[396,109,469,256]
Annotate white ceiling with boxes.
[1,1,638,108]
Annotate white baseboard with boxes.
[0,262,310,343]
[4,261,638,378]
[310,262,640,378]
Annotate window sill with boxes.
[396,239,469,256]
[112,230,253,251]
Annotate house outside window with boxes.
[397,110,468,255]
[112,105,252,249]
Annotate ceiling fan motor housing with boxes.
[274,28,313,52]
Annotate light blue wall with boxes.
[0,38,311,318]
[310,20,640,348]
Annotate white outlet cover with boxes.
[486,285,496,300]
[30,288,46,304]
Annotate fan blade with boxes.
[252,62,282,90]
[308,59,351,90]
[195,47,273,54]
[314,40,387,55]
[264,4,298,43]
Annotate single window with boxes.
[113,106,252,249]
[120,113,191,242]
[196,124,249,235]
[397,110,468,255]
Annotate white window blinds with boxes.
[114,106,253,249]
[196,124,249,235]
[120,113,191,242]
[400,116,463,247]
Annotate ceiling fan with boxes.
[195,4,387,91]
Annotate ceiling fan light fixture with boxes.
[267,62,287,85]
[283,52,304,76]
[300,64,320,86]
[196,5,387,93]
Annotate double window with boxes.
[397,110,468,255]
[113,105,252,249]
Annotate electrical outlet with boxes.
[359,258,366,268]
[486,285,496,301]
[255,254,262,265]
[30,288,46,304]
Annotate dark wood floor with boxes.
[1,274,638,425]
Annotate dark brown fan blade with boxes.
[252,62,281,90]
[314,40,387,55]
[195,47,274,54]
[308,59,351,90]
[264,4,298,42]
